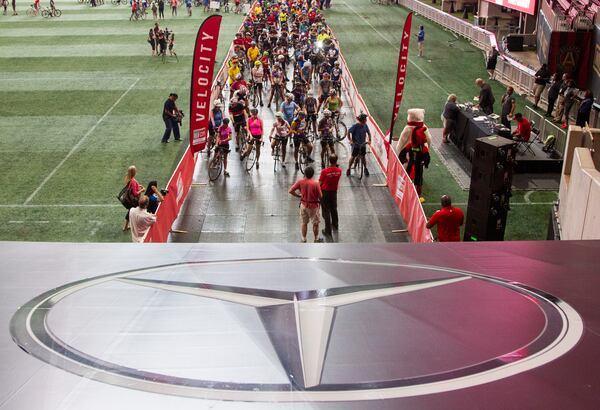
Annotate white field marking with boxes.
[0,204,121,208]
[341,1,451,95]
[23,77,140,205]
[89,220,103,236]
[8,221,24,224]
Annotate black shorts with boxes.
[250,136,262,145]
[320,138,334,148]
[351,144,367,157]
[275,135,288,144]
[319,95,327,103]
[233,115,246,128]
[306,112,317,122]
[293,134,309,147]
[216,145,230,153]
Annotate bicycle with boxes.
[244,138,262,172]
[236,126,248,156]
[332,111,347,142]
[214,80,226,104]
[208,147,227,181]
[41,6,61,17]
[352,144,368,180]
[272,136,286,172]
[320,134,335,168]
[111,0,128,4]
[297,140,310,175]
[220,0,229,12]
[26,3,38,16]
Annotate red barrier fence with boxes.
[334,39,434,243]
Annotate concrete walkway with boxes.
[170,73,409,243]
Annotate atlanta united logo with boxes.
[10,258,582,402]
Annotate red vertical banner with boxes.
[387,12,412,143]
[190,15,222,153]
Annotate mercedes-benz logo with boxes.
[10,258,583,402]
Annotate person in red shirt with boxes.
[233,33,245,48]
[289,166,323,243]
[426,195,464,242]
[319,154,342,237]
[512,113,531,142]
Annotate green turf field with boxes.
[0,2,244,241]
[0,0,553,242]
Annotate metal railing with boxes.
[524,106,567,156]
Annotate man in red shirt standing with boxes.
[319,154,342,237]
[512,113,531,142]
[426,195,464,242]
[289,166,323,243]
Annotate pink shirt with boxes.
[248,117,263,136]
[128,178,143,197]
[218,125,232,145]
[290,178,322,209]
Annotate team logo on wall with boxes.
[10,258,582,402]
[558,45,581,74]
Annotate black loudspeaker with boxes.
[464,136,517,241]
[506,35,524,52]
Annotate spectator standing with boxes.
[553,74,570,123]
[123,166,145,231]
[560,80,577,128]
[347,113,371,176]
[151,0,157,19]
[161,93,181,143]
[158,0,164,19]
[289,166,323,243]
[320,154,342,237]
[145,181,165,214]
[442,94,459,143]
[170,0,177,16]
[532,64,550,108]
[2,0,7,15]
[500,86,516,129]
[416,25,425,57]
[148,28,156,56]
[12,0,17,15]
[185,0,192,16]
[475,78,495,115]
[576,90,594,127]
[426,195,464,242]
[486,46,499,79]
[545,73,563,118]
[129,196,157,243]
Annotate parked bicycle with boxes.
[41,6,61,17]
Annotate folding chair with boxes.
[516,121,540,156]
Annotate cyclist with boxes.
[208,100,224,154]
[168,33,177,58]
[250,61,265,107]
[323,89,342,121]
[304,92,318,136]
[267,62,285,108]
[331,61,342,93]
[214,118,232,177]
[270,112,291,168]
[347,113,372,177]
[247,41,260,65]
[228,92,248,152]
[316,71,332,112]
[318,109,335,167]
[280,93,299,126]
[291,111,314,170]
[241,108,264,169]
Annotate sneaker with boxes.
[236,146,240,152]
[301,237,307,243]
[314,237,324,243]
[282,163,286,168]
[256,163,260,169]
[321,229,332,236]
[224,171,230,177]
[307,156,315,163]
[162,140,169,144]
[346,169,351,176]
[174,139,182,142]
[561,123,568,129]
[364,168,370,177]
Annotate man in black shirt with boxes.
[161,93,181,143]
[442,94,459,143]
[475,78,495,115]
[532,64,550,108]
[500,86,516,129]
[545,73,563,118]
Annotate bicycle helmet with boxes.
[254,60,262,66]
[236,73,243,80]
[275,111,284,118]
[214,100,223,107]
[323,109,332,116]
[329,89,336,95]
[250,108,258,115]
[357,113,368,123]
[263,51,269,56]
[286,93,294,98]
[278,54,285,61]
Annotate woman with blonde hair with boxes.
[123,166,145,231]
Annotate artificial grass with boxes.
[0,1,244,242]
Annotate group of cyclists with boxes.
[207,0,371,178]
[147,23,177,59]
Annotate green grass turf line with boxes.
[324,1,553,241]
[0,11,244,241]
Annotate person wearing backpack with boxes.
[395,109,432,198]
[121,166,145,231]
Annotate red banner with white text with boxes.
[387,12,412,140]
[144,149,196,243]
[190,15,222,153]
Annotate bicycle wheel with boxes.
[55,9,61,17]
[41,9,49,17]
[335,121,347,142]
[298,144,307,175]
[238,128,247,155]
[26,7,35,16]
[208,155,223,181]
[358,155,364,180]
[245,145,257,172]
[273,143,280,172]
[251,88,258,107]
[111,0,118,4]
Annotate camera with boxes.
[160,189,169,196]
[176,110,184,125]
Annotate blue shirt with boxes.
[418,29,425,42]
[280,101,298,123]
[147,193,159,214]
[348,123,370,145]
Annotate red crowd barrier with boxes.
[333,39,433,243]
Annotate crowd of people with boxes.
[147,22,177,58]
